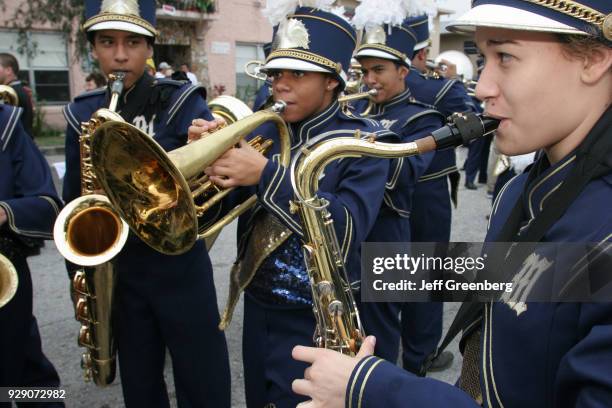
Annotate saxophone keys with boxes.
[78,325,94,348]
[73,271,89,295]
[75,298,91,322]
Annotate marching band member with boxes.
[291,1,612,406]
[188,1,397,406]
[62,1,230,406]
[349,0,446,364]
[0,104,64,407]
[398,12,480,375]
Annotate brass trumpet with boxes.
[0,253,18,309]
[90,98,290,255]
[344,60,363,95]
[244,60,268,82]
[338,89,377,116]
[0,85,19,106]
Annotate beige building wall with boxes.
[203,0,272,96]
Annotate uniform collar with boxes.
[8,80,21,86]
[523,152,577,222]
[370,87,412,116]
[289,100,340,150]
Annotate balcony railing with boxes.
[156,0,216,13]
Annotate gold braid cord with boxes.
[521,0,612,40]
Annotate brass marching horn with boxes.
[53,72,130,386]
[90,98,291,255]
[0,253,18,309]
[0,85,19,106]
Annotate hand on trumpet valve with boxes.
[188,117,227,143]
[204,139,269,188]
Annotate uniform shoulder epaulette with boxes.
[73,87,106,102]
[402,107,445,129]
[64,90,105,135]
[153,77,187,88]
[154,79,207,125]
[0,105,23,151]
[407,96,436,110]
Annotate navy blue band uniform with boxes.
[0,104,64,404]
[397,13,481,375]
[350,6,448,365]
[354,88,446,364]
[344,0,612,406]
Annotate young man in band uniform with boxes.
[62,1,230,406]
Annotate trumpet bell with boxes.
[0,253,18,309]
[53,194,130,266]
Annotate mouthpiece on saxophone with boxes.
[432,113,500,150]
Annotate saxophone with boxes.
[290,113,499,355]
[53,73,130,386]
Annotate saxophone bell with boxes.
[53,71,132,386]
[0,253,18,309]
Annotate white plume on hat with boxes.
[262,0,336,26]
[352,0,437,30]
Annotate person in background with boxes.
[0,53,34,136]
[180,63,198,85]
[157,61,172,78]
[85,72,107,91]
[145,58,156,77]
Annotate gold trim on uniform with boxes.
[267,49,343,73]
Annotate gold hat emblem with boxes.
[100,0,140,16]
[364,25,386,45]
[278,18,310,49]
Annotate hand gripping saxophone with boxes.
[53,73,130,386]
[290,112,499,355]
